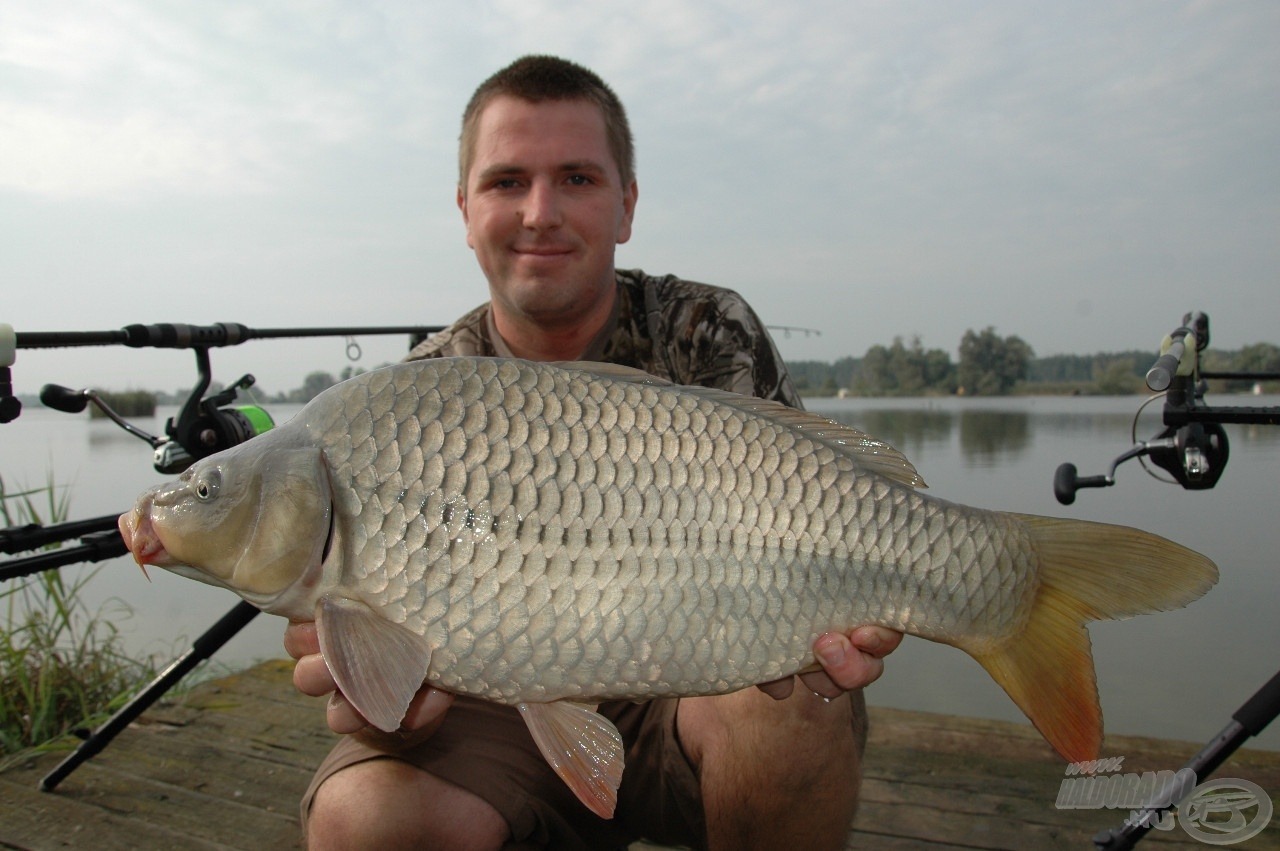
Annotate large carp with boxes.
[119,357,1216,818]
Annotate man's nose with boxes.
[521,180,563,230]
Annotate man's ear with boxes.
[617,179,638,245]
[457,185,474,249]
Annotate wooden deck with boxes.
[1,660,1276,850]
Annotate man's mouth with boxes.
[514,244,573,258]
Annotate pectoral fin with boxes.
[518,701,624,819]
[316,596,432,733]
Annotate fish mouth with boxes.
[118,503,179,568]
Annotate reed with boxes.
[1,474,160,765]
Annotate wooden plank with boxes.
[853,781,1206,850]
[857,706,1280,851]
[2,662,1276,850]
[0,772,231,851]
[0,757,299,850]
[76,731,315,809]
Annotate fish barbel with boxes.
[118,357,1217,818]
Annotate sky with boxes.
[2,0,1278,401]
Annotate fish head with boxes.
[119,439,333,610]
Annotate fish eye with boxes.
[193,469,222,502]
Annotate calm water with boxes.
[2,394,1278,751]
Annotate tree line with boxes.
[789,329,1280,397]
[153,364,377,406]
[141,332,1279,406]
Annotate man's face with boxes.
[458,96,638,329]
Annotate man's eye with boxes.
[566,174,593,186]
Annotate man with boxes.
[286,55,901,850]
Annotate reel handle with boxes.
[1053,462,1112,505]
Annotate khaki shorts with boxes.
[300,697,706,850]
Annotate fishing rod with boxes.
[1052,312,1280,849]
[1,320,440,789]
[0,516,126,583]
[1,321,441,424]
[2,321,443,575]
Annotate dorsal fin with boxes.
[556,361,926,489]
[552,360,672,385]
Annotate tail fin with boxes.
[962,515,1217,763]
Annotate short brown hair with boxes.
[458,55,635,189]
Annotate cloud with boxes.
[0,1,427,198]
[0,0,1276,391]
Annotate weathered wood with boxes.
[1,661,1275,850]
[857,704,1278,851]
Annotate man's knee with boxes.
[676,689,863,847]
[848,687,869,756]
[306,759,509,851]
[678,687,863,778]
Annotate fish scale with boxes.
[120,355,1218,819]
[350,359,867,699]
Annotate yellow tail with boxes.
[962,515,1218,763]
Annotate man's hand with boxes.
[284,621,453,737]
[756,627,903,700]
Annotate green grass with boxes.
[1,474,161,766]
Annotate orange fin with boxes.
[964,515,1217,764]
[518,701,623,819]
[967,584,1104,762]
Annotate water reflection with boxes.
[958,411,1030,466]
[824,408,952,458]
[809,395,1280,466]
[1229,419,1280,449]
[88,418,165,450]
[810,405,1031,466]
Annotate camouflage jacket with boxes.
[406,269,801,407]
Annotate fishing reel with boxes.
[40,347,273,474]
[1053,418,1229,505]
[1054,311,1278,505]
[1069,314,1280,851]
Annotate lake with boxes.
[2,393,1278,751]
